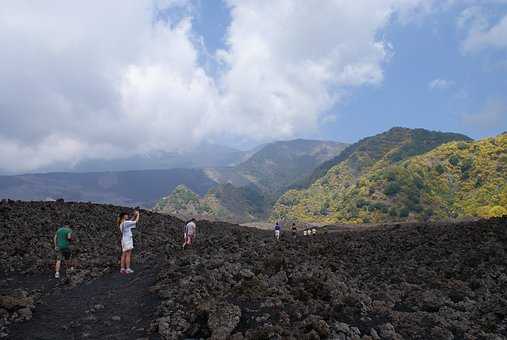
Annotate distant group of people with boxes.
[273,221,318,240]
[53,210,199,278]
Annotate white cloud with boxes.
[216,0,440,138]
[460,7,507,53]
[0,0,438,173]
[429,78,456,90]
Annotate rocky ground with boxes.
[0,200,506,339]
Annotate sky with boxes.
[0,0,506,173]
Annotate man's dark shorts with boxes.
[56,248,71,261]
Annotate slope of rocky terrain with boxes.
[1,200,506,339]
[273,127,473,223]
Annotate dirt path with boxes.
[8,263,161,340]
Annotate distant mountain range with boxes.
[2,143,253,175]
[0,139,348,212]
[3,128,505,224]
[0,169,216,208]
[153,139,348,221]
[272,127,507,223]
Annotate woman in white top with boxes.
[118,210,139,274]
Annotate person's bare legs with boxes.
[120,251,126,270]
[55,260,61,273]
[125,250,132,269]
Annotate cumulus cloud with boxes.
[0,0,437,173]
[429,78,456,90]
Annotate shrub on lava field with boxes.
[399,207,410,218]
[384,182,401,196]
[448,154,460,166]
[435,164,445,175]
[407,190,421,204]
[457,142,469,150]
[385,171,397,182]
[475,177,483,188]
[372,202,388,213]
[422,208,433,221]
[320,201,330,215]
[460,158,474,173]
[389,207,398,217]
[356,199,370,209]
[414,176,425,189]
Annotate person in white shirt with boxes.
[182,218,197,249]
[118,210,140,274]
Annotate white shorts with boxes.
[275,230,280,238]
[121,237,134,252]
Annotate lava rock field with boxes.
[0,200,506,339]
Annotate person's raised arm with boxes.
[133,210,140,223]
[54,234,57,249]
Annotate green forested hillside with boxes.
[331,134,507,223]
[153,184,209,219]
[272,127,474,223]
[153,183,267,223]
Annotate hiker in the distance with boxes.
[54,222,74,279]
[291,223,297,238]
[118,209,140,274]
[274,221,281,241]
[182,218,197,249]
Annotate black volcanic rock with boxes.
[0,201,506,339]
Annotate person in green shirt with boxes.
[54,224,74,279]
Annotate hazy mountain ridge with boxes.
[273,127,474,223]
[1,143,250,175]
[60,143,249,173]
[154,139,348,222]
[0,169,216,208]
[0,139,346,214]
[235,139,348,198]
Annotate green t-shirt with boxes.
[56,227,72,250]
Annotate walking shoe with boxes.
[120,269,126,275]
[55,272,60,279]
[125,268,134,274]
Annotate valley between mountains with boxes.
[2,127,505,226]
[154,127,507,225]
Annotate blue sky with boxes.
[1,0,506,172]
[192,1,507,145]
[332,3,507,143]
